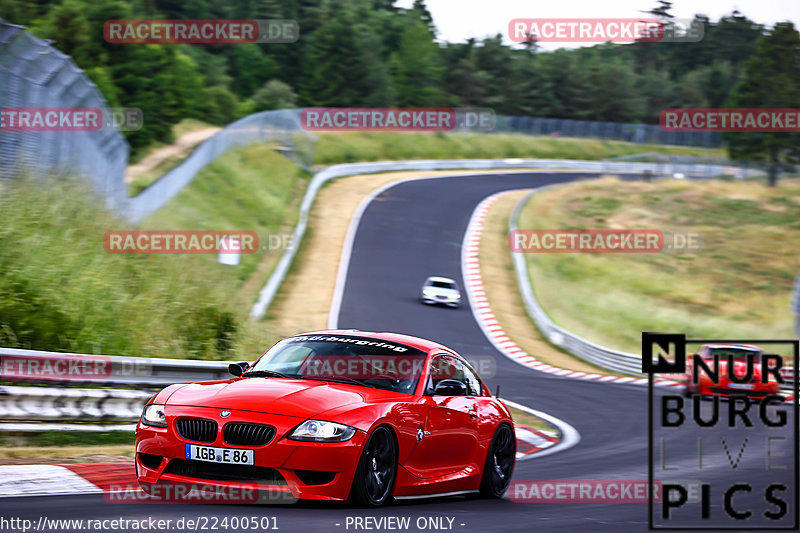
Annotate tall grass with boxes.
[0,144,308,359]
[313,132,725,164]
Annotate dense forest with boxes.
[0,0,791,156]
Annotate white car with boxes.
[420,276,461,308]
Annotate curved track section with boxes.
[1,172,793,532]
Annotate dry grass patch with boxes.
[0,446,133,465]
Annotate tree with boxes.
[226,44,279,98]
[299,0,393,106]
[389,19,443,106]
[29,0,93,66]
[411,0,435,36]
[639,68,678,123]
[252,80,297,111]
[725,23,800,186]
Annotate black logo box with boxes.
[643,333,799,530]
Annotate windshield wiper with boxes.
[241,370,291,378]
[301,376,377,388]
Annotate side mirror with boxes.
[228,362,250,377]
[432,379,467,396]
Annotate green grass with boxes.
[519,177,800,357]
[0,431,133,447]
[313,132,725,164]
[0,144,308,360]
[143,143,308,286]
[506,406,559,434]
[129,160,186,197]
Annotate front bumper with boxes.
[135,406,367,502]
[421,293,460,306]
[698,383,781,400]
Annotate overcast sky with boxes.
[397,0,800,50]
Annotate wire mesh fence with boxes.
[0,18,129,210]
[494,115,724,147]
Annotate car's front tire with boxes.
[350,425,397,507]
[479,423,515,498]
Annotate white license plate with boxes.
[186,444,254,465]
[728,383,755,390]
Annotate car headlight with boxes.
[423,289,435,296]
[141,404,167,428]
[288,420,357,442]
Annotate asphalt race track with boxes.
[1,172,795,532]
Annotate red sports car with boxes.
[683,344,782,399]
[135,330,515,506]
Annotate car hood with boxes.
[717,360,764,382]
[165,378,375,418]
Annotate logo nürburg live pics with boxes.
[643,332,798,529]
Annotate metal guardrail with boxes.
[508,188,795,395]
[0,385,151,421]
[0,347,230,387]
[0,348,233,429]
[509,187,643,376]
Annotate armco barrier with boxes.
[0,349,231,430]
[0,347,229,387]
[0,385,151,421]
[508,187,643,376]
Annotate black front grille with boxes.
[164,458,287,484]
[224,423,275,447]
[176,418,218,443]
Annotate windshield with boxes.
[247,334,427,394]
[429,280,456,289]
[707,347,762,362]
